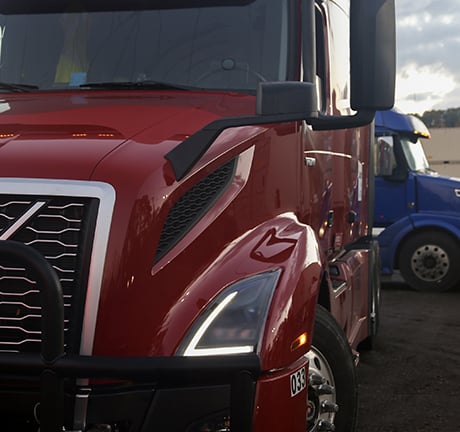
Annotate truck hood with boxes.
[0,90,255,180]
[0,90,264,357]
[417,172,460,215]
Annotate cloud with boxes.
[395,63,456,113]
[395,0,460,112]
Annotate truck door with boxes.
[374,135,416,226]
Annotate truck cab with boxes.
[374,108,460,291]
[0,1,395,431]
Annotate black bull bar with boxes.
[0,240,261,432]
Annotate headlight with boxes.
[177,270,280,357]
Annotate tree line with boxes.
[412,107,460,128]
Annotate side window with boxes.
[315,6,327,113]
[375,136,396,177]
[327,1,351,113]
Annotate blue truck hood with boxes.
[417,172,460,215]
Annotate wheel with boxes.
[398,231,460,292]
[306,305,357,432]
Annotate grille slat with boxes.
[0,195,97,354]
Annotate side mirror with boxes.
[351,0,396,111]
[375,136,395,177]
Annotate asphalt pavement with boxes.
[356,276,460,432]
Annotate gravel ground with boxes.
[356,279,460,432]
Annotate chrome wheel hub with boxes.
[306,347,338,432]
[410,244,449,282]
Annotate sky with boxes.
[395,0,460,114]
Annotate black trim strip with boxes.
[0,352,261,385]
[164,112,307,181]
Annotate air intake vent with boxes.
[155,159,236,263]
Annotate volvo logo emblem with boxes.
[0,201,46,241]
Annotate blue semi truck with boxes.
[373,108,460,291]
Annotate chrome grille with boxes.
[0,195,97,354]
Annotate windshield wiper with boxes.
[0,82,39,92]
[80,81,188,90]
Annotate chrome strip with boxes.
[73,388,91,431]
[305,149,353,160]
[372,227,385,237]
[333,281,348,296]
[0,178,116,356]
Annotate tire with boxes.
[307,305,357,432]
[398,231,460,292]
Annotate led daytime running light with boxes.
[183,291,245,356]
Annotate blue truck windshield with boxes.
[400,137,431,173]
[0,1,289,93]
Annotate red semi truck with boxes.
[0,1,395,431]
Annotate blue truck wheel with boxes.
[398,231,460,292]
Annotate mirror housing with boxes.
[351,0,396,111]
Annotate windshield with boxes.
[0,0,289,93]
[400,137,430,172]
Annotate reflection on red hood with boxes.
[0,90,255,180]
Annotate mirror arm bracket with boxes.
[308,110,376,131]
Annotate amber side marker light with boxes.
[414,130,431,139]
[291,332,308,352]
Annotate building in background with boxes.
[422,127,460,178]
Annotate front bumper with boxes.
[0,241,260,432]
[0,355,260,432]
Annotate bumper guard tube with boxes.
[0,241,261,432]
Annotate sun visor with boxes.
[0,0,256,14]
